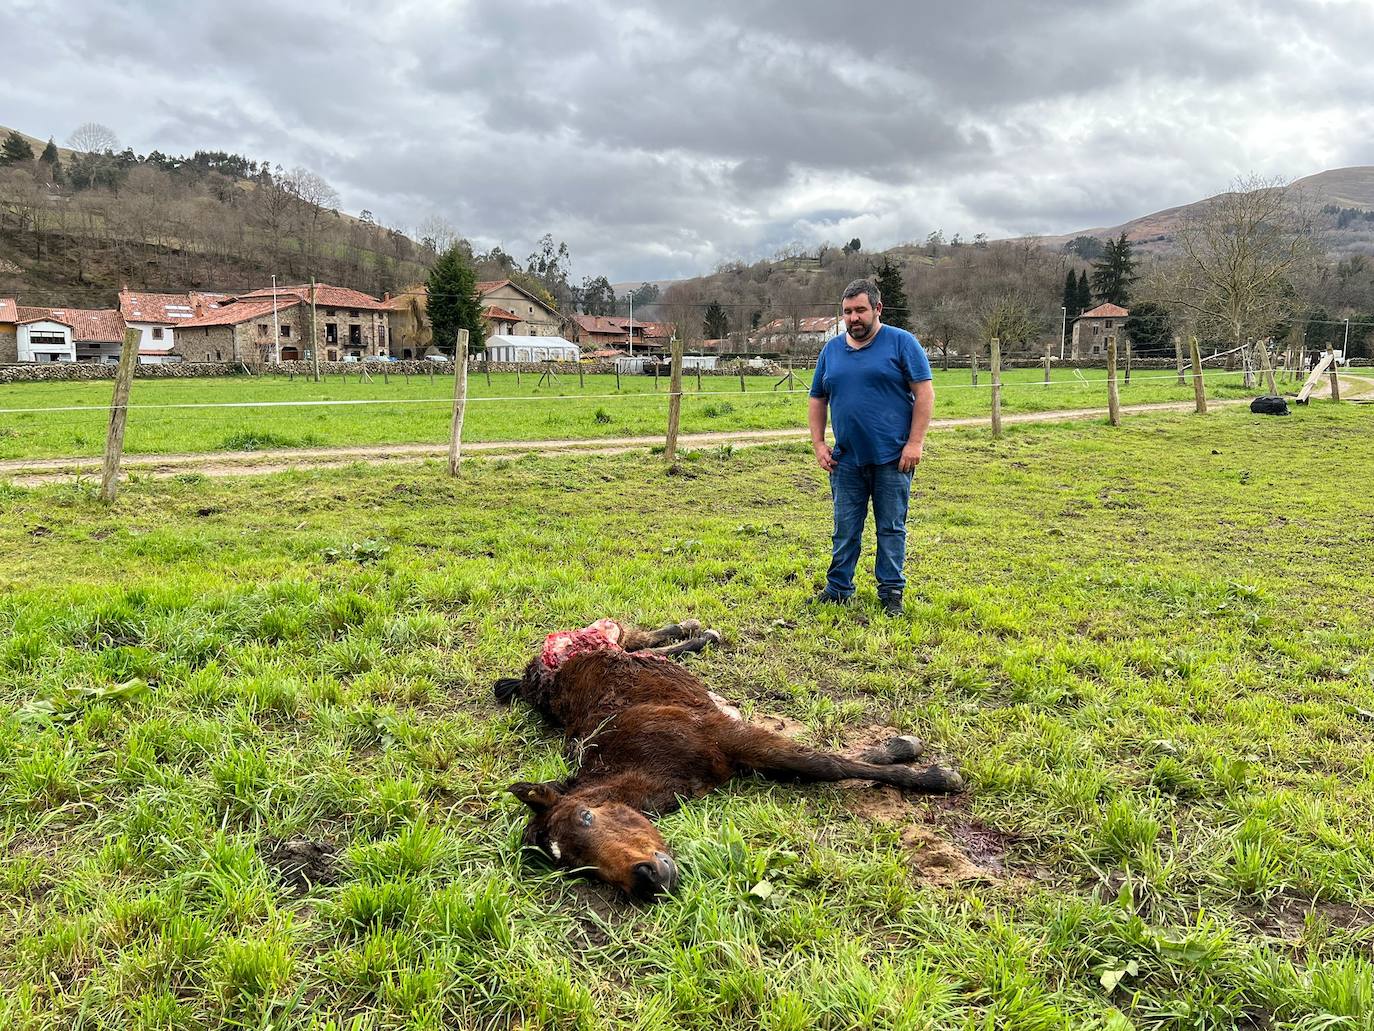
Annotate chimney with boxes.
[384,291,391,301]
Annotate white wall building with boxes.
[16,317,77,362]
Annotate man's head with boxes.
[841,279,882,343]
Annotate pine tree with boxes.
[39,137,62,184]
[1062,270,1079,321]
[1076,270,1092,314]
[426,244,486,356]
[0,131,35,166]
[873,256,911,331]
[702,301,728,339]
[1090,231,1137,306]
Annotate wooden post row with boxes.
[1189,336,1207,414]
[989,337,1003,439]
[1106,335,1121,427]
[100,327,142,503]
[448,329,470,476]
[664,336,684,464]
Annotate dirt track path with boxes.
[3,376,1370,486]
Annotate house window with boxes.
[326,309,335,316]
[1105,320,1113,328]
[152,327,164,340]
[327,349,338,361]
[258,324,269,336]
[349,325,361,346]
[280,325,291,338]
[326,324,338,344]
[215,350,222,360]
[349,309,358,317]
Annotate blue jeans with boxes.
[826,460,914,599]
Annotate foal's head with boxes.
[509,781,678,900]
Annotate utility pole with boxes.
[310,278,320,383]
[1343,317,1350,361]
[271,273,280,365]
[1059,305,1067,360]
[628,289,634,357]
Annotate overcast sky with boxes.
[5,0,1373,283]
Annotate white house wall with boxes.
[17,320,76,362]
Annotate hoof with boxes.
[703,629,722,644]
[680,619,702,634]
[930,767,965,793]
[885,735,925,763]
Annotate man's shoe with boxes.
[879,594,904,616]
[810,588,851,606]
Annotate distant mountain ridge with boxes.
[1034,166,1374,258]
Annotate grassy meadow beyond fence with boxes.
[0,367,1269,460]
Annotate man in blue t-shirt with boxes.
[808,278,934,616]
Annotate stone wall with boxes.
[0,361,242,384]
[0,328,16,365]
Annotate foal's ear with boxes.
[509,781,563,812]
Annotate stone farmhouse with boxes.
[567,314,649,351]
[1071,302,1129,359]
[386,279,566,357]
[174,284,391,363]
[118,289,228,362]
[0,298,18,362]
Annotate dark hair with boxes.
[842,279,881,308]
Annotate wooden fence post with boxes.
[696,364,702,392]
[1174,334,1185,386]
[615,364,621,391]
[1328,346,1340,402]
[1189,336,1207,414]
[990,337,1003,439]
[1124,339,1132,385]
[579,363,585,389]
[1043,354,1051,385]
[1255,337,1278,396]
[664,335,684,465]
[1106,335,1121,426]
[971,350,979,387]
[448,330,470,476]
[100,327,141,504]
[739,366,746,392]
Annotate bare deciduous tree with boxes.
[67,122,119,154]
[1167,175,1318,394]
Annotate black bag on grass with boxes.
[1250,395,1290,416]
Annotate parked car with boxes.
[424,354,451,363]
[363,355,397,363]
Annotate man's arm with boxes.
[808,396,836,471]
[898,380,934,472]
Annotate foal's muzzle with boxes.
[631,851,679,899]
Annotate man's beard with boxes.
[848,318,874,341]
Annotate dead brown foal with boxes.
[498,619,963,900]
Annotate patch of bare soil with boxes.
[901,824,999,886]
[750,713,809,738]
[263,838,340,892]
[1239,890,1373,943]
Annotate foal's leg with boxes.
[641,630,721,659]
[620,620,706,652]
[721,722,962,793]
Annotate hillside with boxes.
[1036,166,1374,258]
[0,121,432,307]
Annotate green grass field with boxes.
[0,367,1270,460]
[1,405,1371,1029]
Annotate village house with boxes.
[118,289,228,363]
[751,315,843,356]
[1071,302,1129,359]
[0,298,17,363]
[567,314,648,351]
[386,279,567,357]
[13,306,126,362]
[174,284,390,363]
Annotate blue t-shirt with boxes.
[809,324,932,467]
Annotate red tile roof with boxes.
[0,298,17,323]
[475,279,511,294]
[571,314,635,335]
[16,306,126,341]
[118,289,227,324]
[1079,303,1129,319]
[483,305,519,321]
[177,297,300,328]
[639,321,673,338]
[233,284,388,310]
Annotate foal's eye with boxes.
[579,809,595,827]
